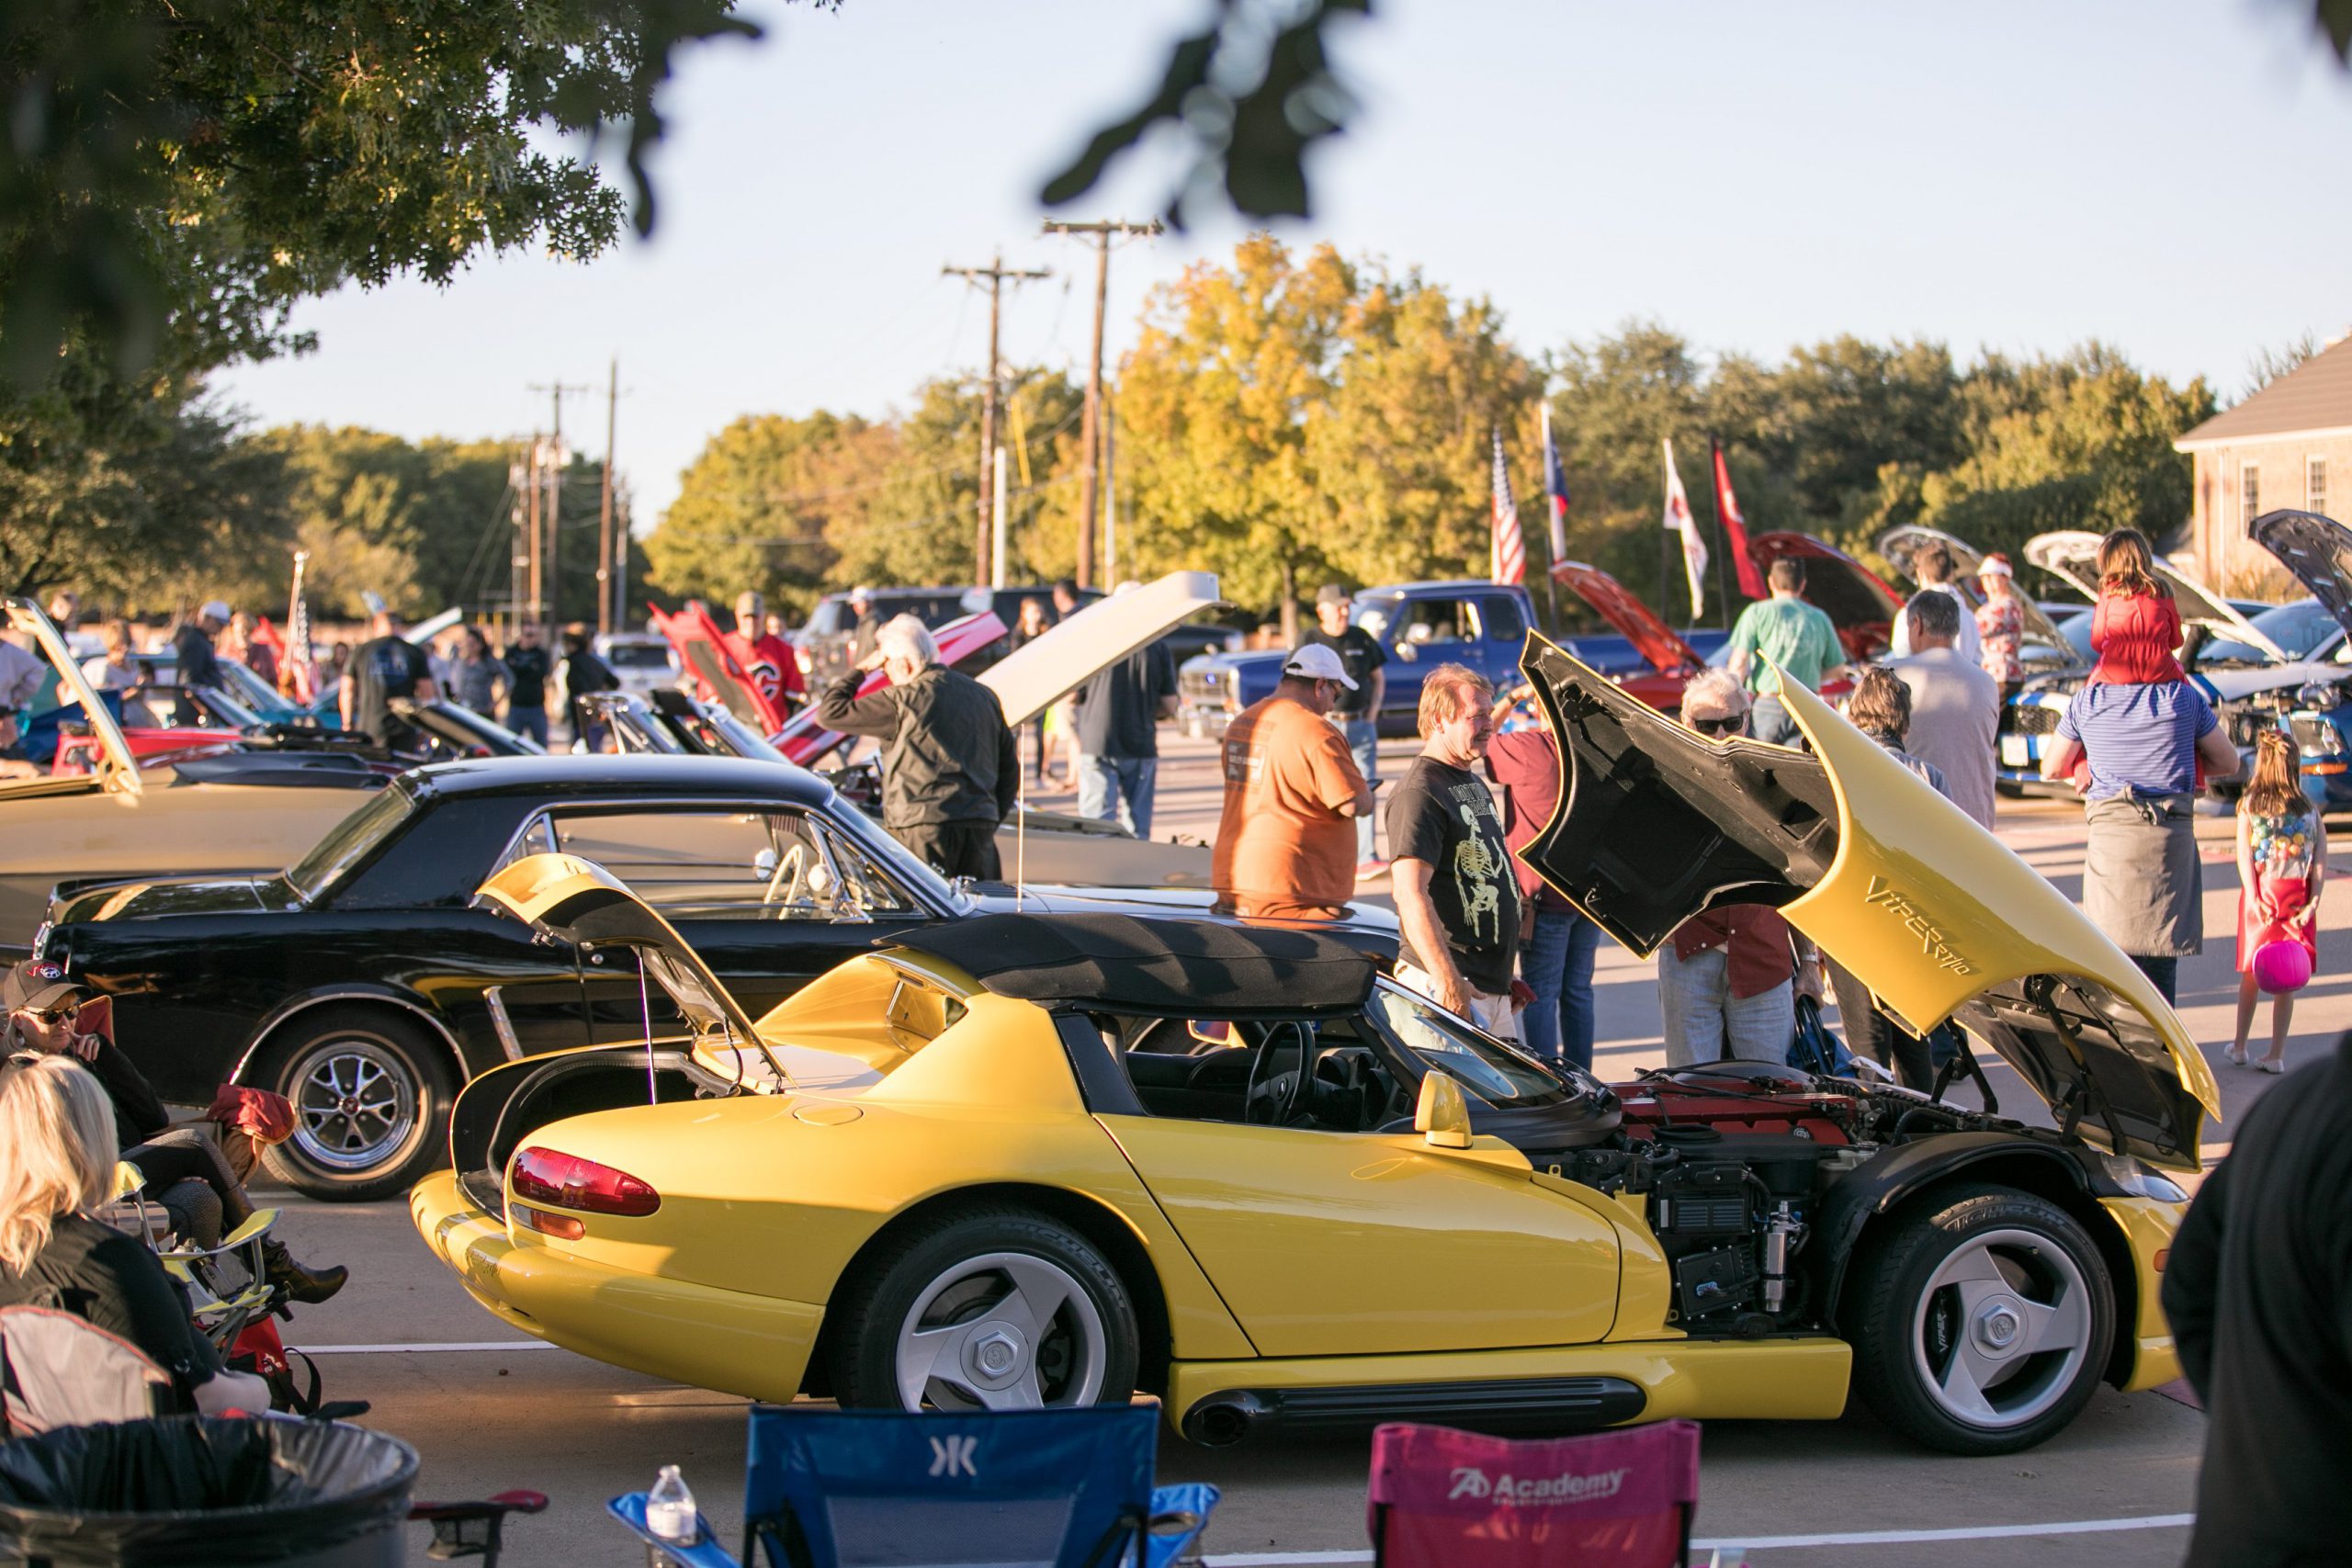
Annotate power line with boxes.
[942,254,1051,582]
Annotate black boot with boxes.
[261,1239,348,1305]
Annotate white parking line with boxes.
[1202,1512,2196,1564]
[300,1340,560,1354]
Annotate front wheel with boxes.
[255,1006,458,1202]
[1848,1184,2114,1454]
[827,1208,1139,1412]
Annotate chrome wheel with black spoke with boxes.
[256,1005,457,1201]
[831,1208,1139,1413]
[1850,1184,2115,1454]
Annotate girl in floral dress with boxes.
[1973,553,2026,705]
[2230,728,2326,1073]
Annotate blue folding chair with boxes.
[609,1404,1216,1568]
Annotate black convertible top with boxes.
[883,913,1376,1017]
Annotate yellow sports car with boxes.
[412,643,2215,1454]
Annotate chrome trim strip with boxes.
[482,986,524,1062]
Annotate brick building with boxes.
[2176,333,2352,591]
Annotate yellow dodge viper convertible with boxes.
[412,643,2215,1455]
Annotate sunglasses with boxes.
[1688,714,1745,737]
[9,1000,77,1026]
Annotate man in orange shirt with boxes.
[1211,644,1374,921]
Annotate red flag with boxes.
[1713,443,1765,600]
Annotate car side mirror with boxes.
[1414,1073,1473,1150]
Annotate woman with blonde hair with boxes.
[2229,729,2326,1073]
[0,1053,270,1415]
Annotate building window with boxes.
[2311,457,2328,518]
[2243,461,2260,530]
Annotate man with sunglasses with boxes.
[4,964,347,1303]
[1656,672,1823,1066]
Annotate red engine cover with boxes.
[1611,1068,1858,1145]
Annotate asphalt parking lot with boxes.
[258,734,2324,1566]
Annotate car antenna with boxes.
[1015,773,1027,911]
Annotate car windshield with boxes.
[604,642,674,670]
[1351,595,1403,644]
[210,660,296,716]
[1366,981,1577,1109]
[2200,600,2340,665]
[281,782,414,904]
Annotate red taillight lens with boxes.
[510,1146,661,1216]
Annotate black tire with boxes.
[1848,1183,2115,1455]
[828,1206,1139,1412]
[254,1005,458,1202]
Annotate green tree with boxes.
[1544,322,1714,619]
[645,411,887,615]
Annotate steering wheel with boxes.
[763,842,808,907]
[1242,1024,1309,1126]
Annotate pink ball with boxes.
[2253,939,2312,996]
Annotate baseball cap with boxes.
[1283,643,1359,689]
[1315,583,1350,606]
[198,600,233,625]
[1976,553,2013,579]
[3,962,85,1016]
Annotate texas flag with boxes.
[1663,439,1706,620]
[1539,405,1569,563]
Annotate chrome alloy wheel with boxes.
[288,1037,418,1173]
[1911,1226,2094,1430]
[894,1251,1107,1411]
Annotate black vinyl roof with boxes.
[885,913,1376,1017]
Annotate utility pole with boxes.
[597,358,618,636]
[524,433,543,632]
[1042,217,1161,587]
[943,255,1050,584]
[529,379,591,627]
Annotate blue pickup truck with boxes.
[1177,579,1727,737]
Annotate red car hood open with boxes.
[1549,560,1703,675]
[1749,532,1905,661]
[769,611,1007,767]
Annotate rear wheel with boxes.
[828,1207,1138,1412]
[1849,1184,2114,1454]
[255,1006,457,1202]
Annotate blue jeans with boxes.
[1521,907,1600,1070]
[1079,755,1158,839]
[1343,718,1379,862]
[504,705,548,746]
[1749,694,1801,748]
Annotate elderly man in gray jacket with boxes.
[1884,591,2000,828]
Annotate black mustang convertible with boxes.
[31,755,1396,1200]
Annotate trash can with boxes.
[0,1415,418,1567]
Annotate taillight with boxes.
[510,1146,661,1216]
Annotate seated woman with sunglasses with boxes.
[2,968,345,1303]
[0,1051,276,1417]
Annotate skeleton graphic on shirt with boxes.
[1453,803,1504,943]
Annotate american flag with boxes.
[283,551,317,703]
[1489,426,1525,586]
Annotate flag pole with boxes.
[1659,443,1673,624]
[1708,438,1732,630]
[1538,405,1559,627]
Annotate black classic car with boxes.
[33,754,1396,1201]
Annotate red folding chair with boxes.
[1367,1420,1701,1568]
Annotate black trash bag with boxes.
[0,1415,417,1567]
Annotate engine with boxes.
[1546,1062,1963,1337]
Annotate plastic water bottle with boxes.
[646,1464,698,1545]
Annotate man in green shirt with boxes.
[1726,558,1849,746]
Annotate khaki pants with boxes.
[1393,962,1520,1043]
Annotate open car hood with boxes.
[478,852,771,1063]
[981,571,1227,728]
[2026,531,2285,660]
[1549,560,1702,675]
[1874,525,2076,657]
[651,601,797,734]
[1520,637,2218,1168]
[5,597,140,795]
[2250,509,2352,643]
[1747,533,1905,660]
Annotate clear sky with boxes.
[215,0,2352,529]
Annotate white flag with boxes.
[1662,438,1707,621]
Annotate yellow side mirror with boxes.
[1414,1073,1473,1150]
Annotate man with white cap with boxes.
[1210,642,1374,921]
[172,600,232,692]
